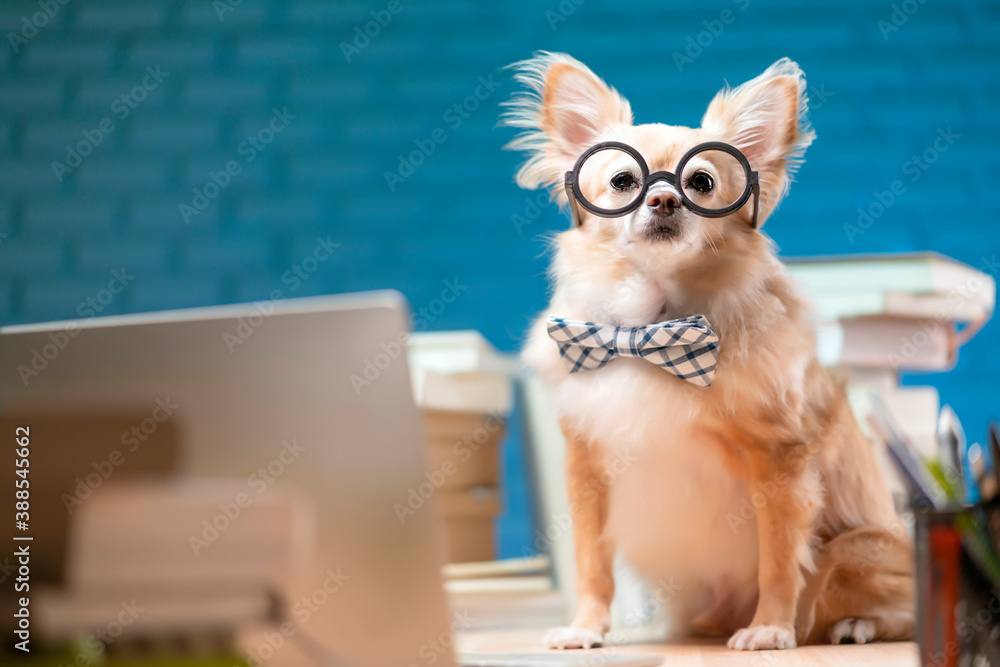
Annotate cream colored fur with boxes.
[504,52,914,651]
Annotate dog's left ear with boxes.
[701,58,815,226]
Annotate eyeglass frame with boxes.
[563,140,761,230]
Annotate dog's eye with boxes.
[610,171,636,191]
[687,172,714,194]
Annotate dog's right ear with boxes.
[503,52,633,200]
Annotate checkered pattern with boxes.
[546,315,719,387]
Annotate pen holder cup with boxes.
[913,499,1000,667]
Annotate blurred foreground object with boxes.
[868,400,1000,667]
[35,479,310,659]
[1,293,459,665]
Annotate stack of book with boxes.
[408,330,516,563]
[786,252,994,386]
[441,555,565,630]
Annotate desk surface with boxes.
[459,627,921,666]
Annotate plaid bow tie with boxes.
[546,314,719,387]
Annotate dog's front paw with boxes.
[829,617,875,645]
[544,626,604,649]
[727,624,796,650]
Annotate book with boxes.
[437,487,501,563]
[786,252,996,312]
[839,366,899,390]
[810,290,990,323]
[443,575,552,594]
[36,586,273,643]
[442,555,550,580]
[815,316,954,371]
[447,588,566,630]
[408,334,514,562]
[411,366,514,414]
[66,479,311,593]
[849,386,941,500]
[423,410,504,490]
[867,396,949,510]
[408,330,516,377]
[408,331,516,414]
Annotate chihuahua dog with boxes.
[504,53,914,651]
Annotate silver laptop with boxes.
[0,291,660,667]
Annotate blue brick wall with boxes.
[2,0,998,558]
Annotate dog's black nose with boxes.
[646,191,680,215]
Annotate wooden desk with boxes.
[459,627,921,666]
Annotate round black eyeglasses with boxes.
[563,141,761,229]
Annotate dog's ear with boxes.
[701,58,815,225]
[504,52,633,200]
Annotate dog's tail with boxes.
[796,525,915,644]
